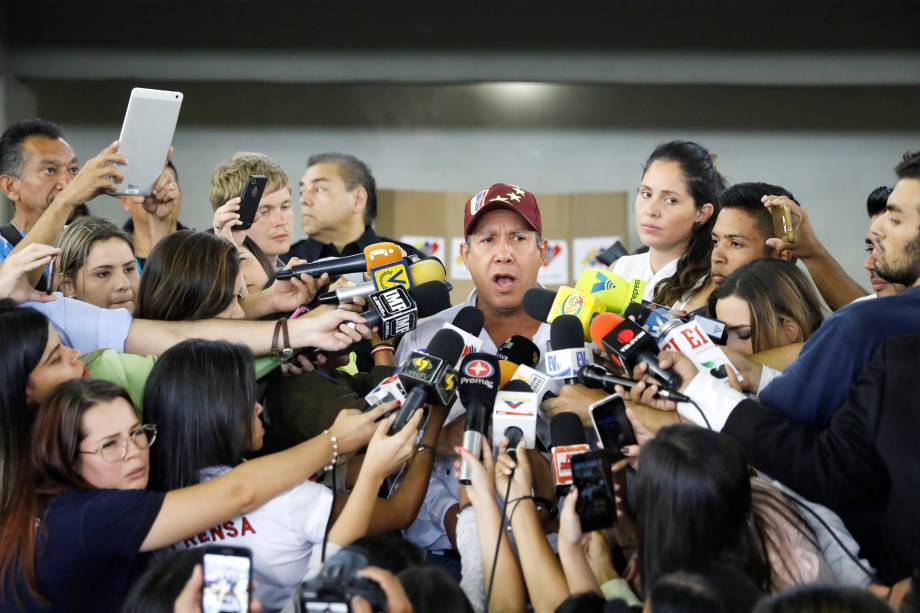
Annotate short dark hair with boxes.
[307,153,378,225]
[752,585,893,613]
[895,150,920,181]
[0,119,65,177]
[716,182,797,242]
[866,186,892,218]
[122,549,204,613]
[397,567,474,613]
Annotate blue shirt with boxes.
[0,232,15,262]
[0,489,165,612]
[759,285,920,426]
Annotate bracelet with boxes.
[416,444,435,455]
[370,344,395,357]
[322,429,339,473]
[272,319,295,375]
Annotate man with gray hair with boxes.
[288,152,423,262]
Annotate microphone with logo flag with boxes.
[574,268,645,315]
[318,257,447,305]
[550,412,590,495]
[364,242,413,292]
[523,286,603,340]
[589,312,683,391]
[492,379,538,457]
[458,353,501,484]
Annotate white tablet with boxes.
[115,88,183,196]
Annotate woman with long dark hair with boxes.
[612,140,727,311]
[0,375,415,612]
[144,339,441,610]
[637,424,832,595]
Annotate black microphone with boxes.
[496,335,541,368]
[445,306,485,361]
[359,287,419,340]
[578,363,690,403]
[457,353,501,484]
[411,281,453,318]
[522,287,556,322]
[550,413,590,494]
[589,312,683,391]
[546,315,591,384]
[389,328,465,434]
[274,253,368,280]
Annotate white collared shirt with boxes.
[397,288,551,552]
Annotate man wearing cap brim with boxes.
[394,183,550,574]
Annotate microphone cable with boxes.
[484,456,516,613]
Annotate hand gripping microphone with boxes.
[496,335,540,369]
[545,315,593,383]
[492,379,538,455]
[574,268,645,314]
[389,328,465,434]
[444,306,485,364]
[457,353,501,484]
[550,412,590,494]
[589,312,683,391]
[577,363,690,403]
[523,286,603,340]
[318,258,447,305]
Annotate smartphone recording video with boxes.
[201,546,252,613]
[589,394,637,461]
[571,450,617,532]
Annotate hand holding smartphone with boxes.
[589,394,637,462]
[770,203,795,243]
[235,175,268,231]
[571,450,617,532]
[201,545,252,613]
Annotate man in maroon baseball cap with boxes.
[460,182,547,342]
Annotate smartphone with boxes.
[236,175,268,231]
[45,256,55,295]
[589,394,637,461]
[571,450,617,532]
[771,204,795,243]
[201,545,252,613]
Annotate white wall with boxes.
[63,123,918,292]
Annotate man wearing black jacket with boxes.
[287,153,423,262]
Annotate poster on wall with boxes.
[538,239,569,286]
[449,237,472,280]
[572,236,622,278]
[400,235,447,264]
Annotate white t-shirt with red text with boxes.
[175,465,333,611]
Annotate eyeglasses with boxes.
[79,424,158,463]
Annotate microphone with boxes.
[363,242,412,293]
[355,281,452,340]
[389,328,465,434]
[523,286,603,339]
[498,360,520,387]
[589,312,683,391]
[492,379,538,456]
[444,306,485,364]
[364,372,409,407]
[578,363,690,403]
[457,353,501,484]
[545,315,593,383]
[359,287,419,340]
[574,268,645,314]
[550,413,590,494]
[496,335,540,369]
[318,258,446,305]
[274,253,368,280]
[623,301,728,346]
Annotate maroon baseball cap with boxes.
[463,183,543,237]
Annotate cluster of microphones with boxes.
[281,244,737,509]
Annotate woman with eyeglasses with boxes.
[0,337,418,612]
